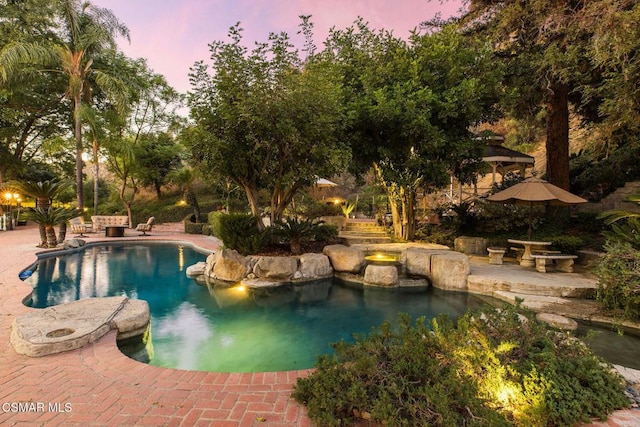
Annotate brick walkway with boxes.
[1,224,312,426]
[1,223,638,426]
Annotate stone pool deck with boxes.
[1,223,639,426]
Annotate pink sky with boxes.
[91,0,465,93]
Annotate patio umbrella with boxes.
[486,176,588,237]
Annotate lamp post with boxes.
[3,192,20,230]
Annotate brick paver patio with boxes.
[1,223,638,426]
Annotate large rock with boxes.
[253,256,298,280]
[454,236,488,255]
[363,265,398,287]
[186,261,207,278]
[298,253,333,279]
[209,248,248,282]
[11,296,149,357]
[406,248,433,278]
[430,251,470,291]
[323,244,366,273]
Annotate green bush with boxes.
[313,223,338,242]
[213,213,268,255]
[293,305,629,427]
[593,240,640,322]
[183,214,207,234]
[548,235,584,254]
[208,211,225,237]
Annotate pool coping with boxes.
[1,223,638,426]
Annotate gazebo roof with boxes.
[483,144,535,166]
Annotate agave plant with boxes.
[598,195,640,249]
[23,207,77,248]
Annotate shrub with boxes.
[313,223,338,242]
[593,240,640,322]
[548,235,584,254]
[272,217,320,255]
[293,304,629,427]
[213,213,268,255]
[183,214,207,234]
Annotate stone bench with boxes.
[91,215,129,231]
[510,247,560,262]
[531,254,578,273]
[487,247,506,265]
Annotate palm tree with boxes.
[0,0,129,210]
[10,179,72,246]
[23,207,76,248]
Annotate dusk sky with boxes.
[91,0,465,93]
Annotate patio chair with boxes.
[136,217,155,236]
[69,216,92,237]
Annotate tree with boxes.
[168,167,201,220]
[0,0,69,183]
[323,21,502,239]
[134,132,182,198]
[0,0,130,209]
[102,55,182,223]
[9,179,72,246]
[444,0,640,192]
[188,22,350,225]
[23,206,76,248]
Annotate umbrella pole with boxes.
[528,203,533,239]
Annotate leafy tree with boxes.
[168,167,201,220]
[188,22,350,226]
[0,0,130,209]
[102,55,182,222]
[0,0,69,183]
[134,132,182,198]
[445,0,640,193]
[323,21,502,239]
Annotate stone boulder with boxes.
[454,236,488,255]
[63,238,86,250]
[208,248,248,282]
[253,256,298,280]
[298,253,333,279]
[186,261,207,278]
[323,244,366,273]
[405,248,433,278]
[363,265,398,287]
[430,251,470,291]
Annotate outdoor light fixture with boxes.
[2,192,20,231]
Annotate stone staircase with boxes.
[338,219,392,245]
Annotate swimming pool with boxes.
[23,242,504,371]
[24,242,639,372]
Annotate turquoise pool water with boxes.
[23,243,499,372]
[23,243,640,372]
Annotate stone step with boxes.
[467,268,597,299]
[339,230,389,237]
[339,235,392,245]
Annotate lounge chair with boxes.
[69,216,92,237]
[136,217,154,236]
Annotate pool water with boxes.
[24,243,500,372]
[23,243,639,372]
